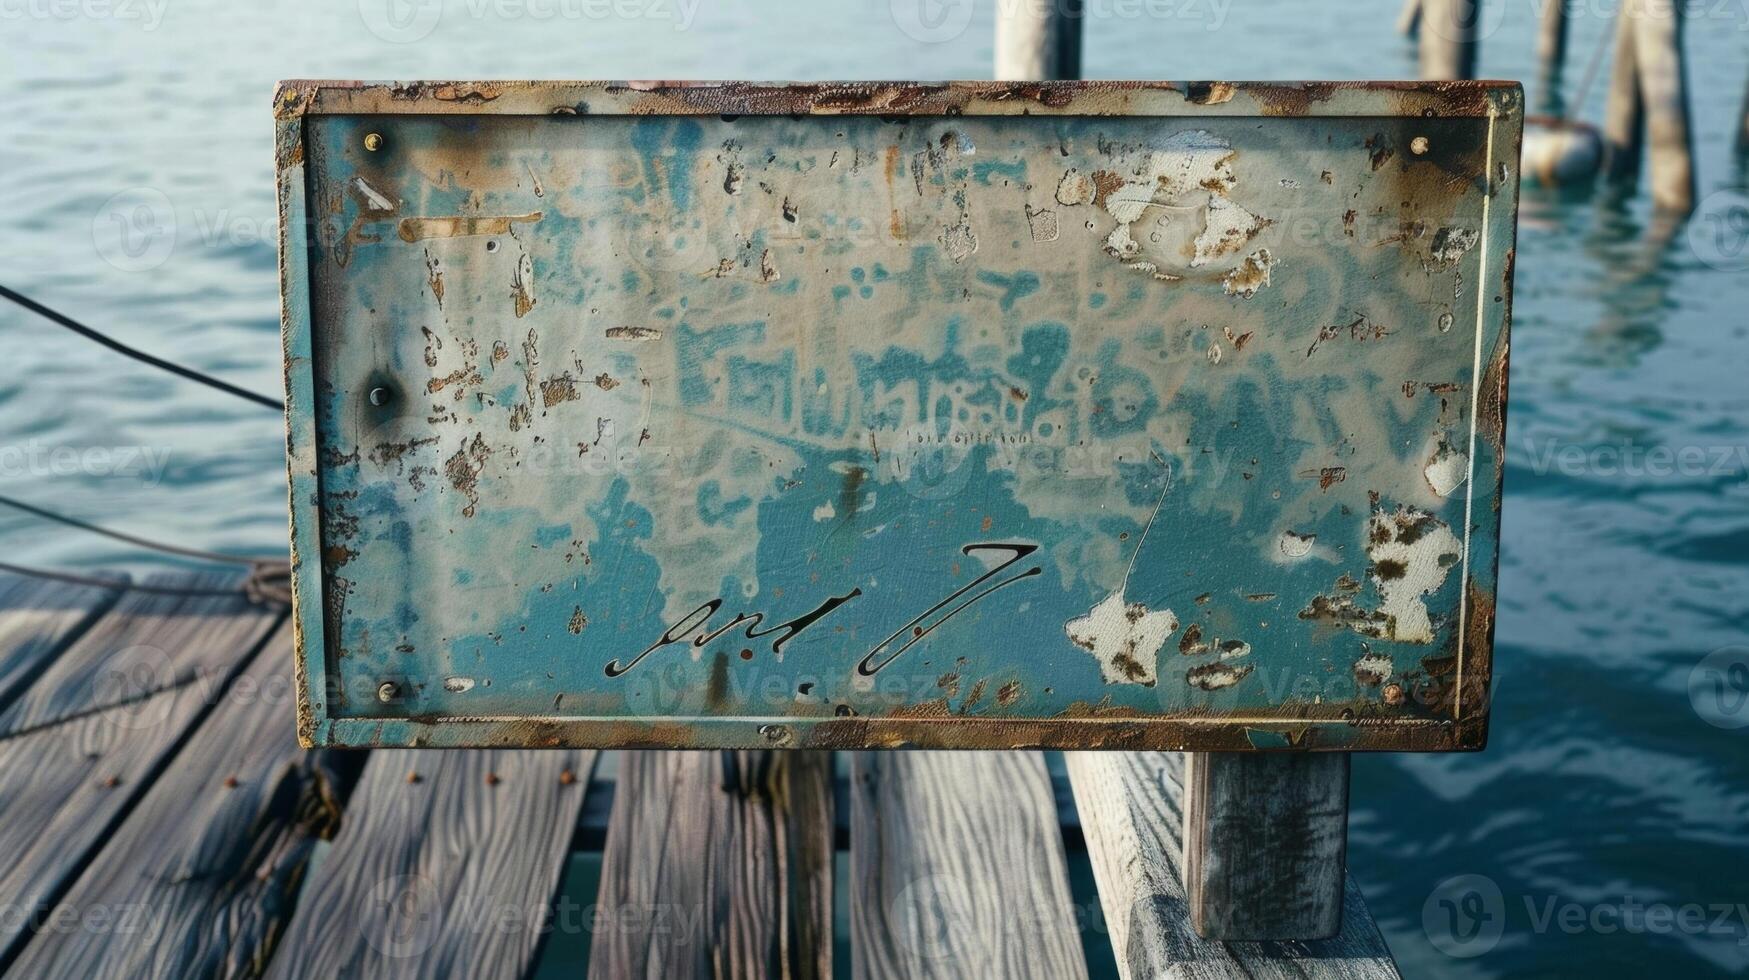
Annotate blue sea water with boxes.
[2,1,1746,976]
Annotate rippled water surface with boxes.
[3,2,1747,976]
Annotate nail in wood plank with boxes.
[1182,752,1351,943]
[850,752,1086,980]
[265,745,595,980]
[1067,752,1398,978]
[4,622,356,979]
[589,750,833,980]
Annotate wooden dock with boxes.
[0,570,1401,979]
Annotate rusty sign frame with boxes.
[276,80,1520,752]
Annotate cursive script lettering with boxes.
[856,542,1041,677]
[604,587,863,677]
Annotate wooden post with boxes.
[1603,2,1644,181]
[1418,0,1478,80]
[1397,0,1422,38]
[1603,0,1695,214]
[1738,74,1749,162]
[1182,752,1350,941]
[1636,0,1694,214]
[995,0,1083,81]
[1537,0,1568,76]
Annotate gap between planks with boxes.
[589,750,833,980]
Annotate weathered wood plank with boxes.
[1183,752,1349,941]
[265,745,596,980]
[850,752,1086,980]
[0,572,278,736]
[3,622,355,980]
[589,750,833,980]
[0,573,281,970]
[0,571,124,713]
[1065,752,1399,979]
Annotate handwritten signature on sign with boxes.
[603,542,1042,679]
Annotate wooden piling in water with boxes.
[1735,73,1749,162]
[1397,0,1422,38]
[1604,0,1696,214]
[1182,752,1351,941]
[995,0,1084,81]
[1603,4,1645,180]
[1418,0,1478,81]
[1538,0,1569,76]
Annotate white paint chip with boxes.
[1353,653,1394,685]
[1424,444,1469,497]
[1279,530,1316,559]
[1366,506,1463,644]
[1065,592,1179,687]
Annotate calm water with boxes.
[4,1,1747,976]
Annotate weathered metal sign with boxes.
[276,80,1519,751]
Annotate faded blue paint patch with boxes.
[287,100,1517,749]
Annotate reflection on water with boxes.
[1,1,1746,976]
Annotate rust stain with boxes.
[444,433,490,518]
[397,212,543,242]
[540,373,579,407]
[427,366,481,395]
[1184,81,1237,105]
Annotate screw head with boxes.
[364,132,384,152]
[377,681,399,703]
[1410,136,1431,155]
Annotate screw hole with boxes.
[368,386,391,407]
[485,240,499,253]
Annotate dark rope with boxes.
[0,491,257,566]
[0,493,292,607]
[0,283,284,411]
[0,561,236,596]
[0,559,292,606]
[1567,8,1618,121]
